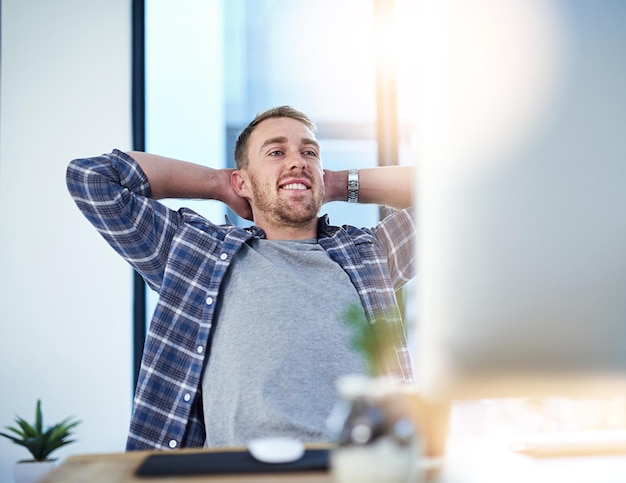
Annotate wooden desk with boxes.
[41,448,334,483]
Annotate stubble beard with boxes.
[249,177,323,228]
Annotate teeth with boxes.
[282,183,307,190]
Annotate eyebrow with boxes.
[259,136,320,153]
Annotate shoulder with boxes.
[318,207,415,242]
[373,207,415,241]
[317,214,375,244]
[179,208,253,241]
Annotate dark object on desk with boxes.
[135,449,329,477]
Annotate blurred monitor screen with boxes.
[414,0,626,402]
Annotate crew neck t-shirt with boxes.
[202,237,367,447]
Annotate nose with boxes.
[289,153,307,170]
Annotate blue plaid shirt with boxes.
[66,150,416,451]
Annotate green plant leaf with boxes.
[3,425,27,438]
[14,417,37,438]
[0,432,26,445]
[35,400,43,436]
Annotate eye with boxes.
[268,150,284,156]
[302,150,319,157]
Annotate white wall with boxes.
[0,0,133,480]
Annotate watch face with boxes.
[348,170,359,190]
[347,170,359,202]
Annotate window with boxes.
[142,0,418,339]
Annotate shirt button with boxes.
[205,296,213,305]
[197,346,204,354]
[184,393,191,402]
[219,253,228,261]
[169,439,177,449]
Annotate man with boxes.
[66,106,416,451]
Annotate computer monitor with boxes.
[413,0,626,402]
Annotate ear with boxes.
[231,169,252,199]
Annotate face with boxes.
[234,117,324,230]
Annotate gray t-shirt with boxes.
[202,238,367,447]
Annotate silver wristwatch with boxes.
[347,169,359,203]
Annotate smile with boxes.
[280,183,308,191]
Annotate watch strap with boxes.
[347,169,359,203]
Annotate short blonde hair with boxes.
[234,106,317,169]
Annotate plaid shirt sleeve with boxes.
[66,149,180,292]
[374,207,417,291]
[373,208,417,382]
[67,150,210,450]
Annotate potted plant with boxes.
[328,305,423,483]
[0,399,81,483]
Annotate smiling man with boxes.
[66,106,416,451]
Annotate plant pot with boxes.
[327,375,425,483]
[13,460,57,483]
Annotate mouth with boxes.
[279,179,311,191]
[280,182,309,191]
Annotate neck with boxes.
[255,219,318,241]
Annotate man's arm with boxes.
[127,151,253,220]
[323,165,415,209]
